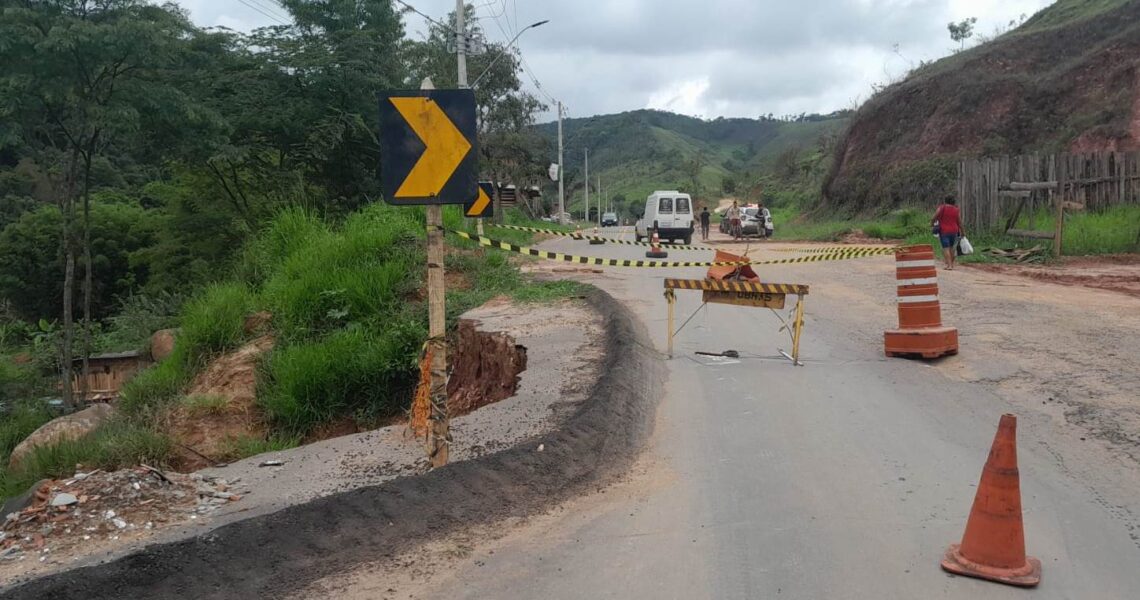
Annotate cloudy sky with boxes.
[179,0,1053,120]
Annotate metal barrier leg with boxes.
[666,289,676,358]
[791,294,805,366]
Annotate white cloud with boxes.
[180,0,1056,119]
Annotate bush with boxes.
[259,323,423,436]
[97,291,186,353]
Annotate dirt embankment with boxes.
[1,289,663,600]
[825,1,1140,209]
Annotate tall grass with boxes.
[0,420,171,501]
[1009,204,1140,256]
[258,323,423,435]
[0,400,54,464]
[262,205,422,340]
[119,282,256,417]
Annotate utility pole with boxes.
[418,79,449,468]
[455,0,483,237]
[557,101,565,225]
[597,175,602,228]
[584,148,589,222]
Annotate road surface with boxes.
[308,228,1140,599]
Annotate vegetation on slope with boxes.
[824,0,1140,213]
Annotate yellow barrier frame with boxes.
[664,278,808,365]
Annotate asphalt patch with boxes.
[1,289,662,599]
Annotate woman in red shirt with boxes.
[932,195,965,270]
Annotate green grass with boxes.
[119,282,257,418]
[258,324,423,436]
[0,400,54,464]
[180,393,229,416]
[0,420,171,501]
[1056,205,1139,255]
[512,280,586,303]
[222,434,301,460]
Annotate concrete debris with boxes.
[49,494,78,507]
[0,465,247,567]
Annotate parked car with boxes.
[635,191,695,244]
[741,207,774,238]
[601,212,619,227]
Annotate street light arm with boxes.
[470,20,549,89]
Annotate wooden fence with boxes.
[957,151,1140,232]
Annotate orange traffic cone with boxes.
[646,230,668,258]
[574,224,583,240]
[942,414,1041,587]
[589,225,605,245]
[884,244,958,358]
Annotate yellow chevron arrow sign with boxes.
[465,182,494,218]
[379,90,477,205]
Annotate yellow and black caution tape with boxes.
[664,278,809,295]
[447,229,897,268]
[774,246,897,254]
[491,224,715,252]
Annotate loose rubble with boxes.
[1,466,245,571]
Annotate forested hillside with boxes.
[535,109,848,216]
[825,0,1140,212]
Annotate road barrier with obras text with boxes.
[663,278,809,365]
[444,229,898,267]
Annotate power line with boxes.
[393,0,451,31]
[246,0,291,23]
[481,1,556,106]
[236,0,290,25]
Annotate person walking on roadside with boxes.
[932,195,965,270]
[699,206,711,241]
[726,201,742,240]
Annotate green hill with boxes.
[535,109,848,216]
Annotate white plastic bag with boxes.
[959,236,974,255]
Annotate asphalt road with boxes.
[408,229,1140,599]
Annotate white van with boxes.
[635,191,695,244]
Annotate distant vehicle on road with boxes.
[601,212,618,227]
[741,207,774,237]
[635,191,695,244]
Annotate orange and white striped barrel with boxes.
[895,245,942,329]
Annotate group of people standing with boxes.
[700,200,771,241]
[693,194,966,271]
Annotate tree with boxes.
[948,17,977,50]
[0,1,208,406]
[405,4,547,223]
[722,176,737,195]
[0,203,157,323]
